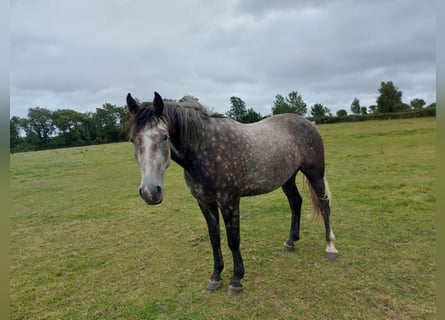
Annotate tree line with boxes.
[10,80,435,153]
[10,103,130,153]
[225,81,436,123]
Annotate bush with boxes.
[309,105,435,124]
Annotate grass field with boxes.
[10,117,436,319]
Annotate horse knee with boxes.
[227,237,240,252]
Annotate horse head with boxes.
[127,92,171,205]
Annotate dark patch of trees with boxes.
[10,104,130,153]
[376,81,407,113]
[225,96,262,123]
[271,91,307,116]
[310,103,331,119]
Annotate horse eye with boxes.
[163,134,169,141]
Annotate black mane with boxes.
[129,98,226,144]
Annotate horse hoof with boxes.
[326,242,338,260]
[227,285,244,296]
[282,242,295,252]
[207,279,223,291]
[326,251,338,260]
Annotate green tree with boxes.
[310,103,329,118]
[10,116,24,153]
[52,109,94,147]
[52,109,85,134]
[243,108,262,123]
[94,103,127,143]
[80,112,99,143]
[272,91,307,115]
[360,106,368,115]
[350,98,361,115]
[410,98,426,109]
[426,102,436,109]
[25,107,55,148]
[376,81,403,113]
[286,91,307,115]
[271,94,292,114]
[225,97,262,123]
[226,96,247,122]
[336,109,347,117]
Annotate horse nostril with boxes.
[139,188,143,197]
[156,186,162,194]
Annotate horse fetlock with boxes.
[282,241,295,252]
[227,279,244,296]
[227,285,244,296]
[207,279,223,291]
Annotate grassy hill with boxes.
[10,117,436,319]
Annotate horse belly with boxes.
[240,154,300,196]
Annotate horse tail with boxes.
[303,176,331,220]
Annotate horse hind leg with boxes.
[303,170,338,260]
[281,173,303,252]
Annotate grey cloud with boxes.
[10,0,436,118]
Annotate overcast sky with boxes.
[10,0,436,118]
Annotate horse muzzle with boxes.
[139,185,163,205]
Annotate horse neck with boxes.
[163,104,203,168]
[168,137,190,168]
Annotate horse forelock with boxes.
[129,104,162,137]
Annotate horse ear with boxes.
[127,93,139,114]
[153,91,164,115]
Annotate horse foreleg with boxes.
[198,201,224,290]
[220,197,245,296]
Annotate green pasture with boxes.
[10,117,436,319]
